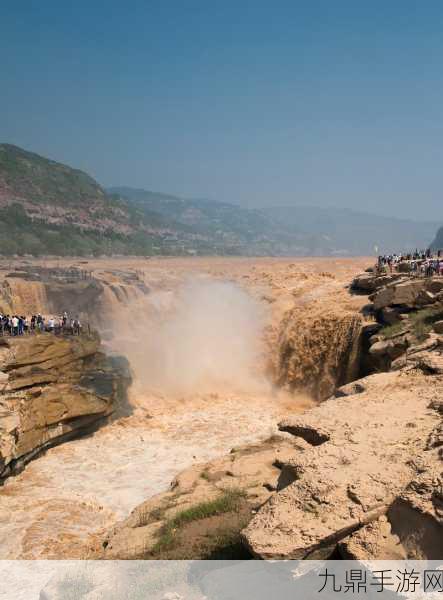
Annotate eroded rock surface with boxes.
[0,333,130,480]
[242,371,442,559]
[338,515,407,560]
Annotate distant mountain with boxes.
[430,226,443,250]
[108,186,273,244]
[112,187,439,256]
[0,143,439,257]
[262,206,438,255]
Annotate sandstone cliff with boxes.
[0,266,149,333]
[0,333,130,481]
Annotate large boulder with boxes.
[351,273,378,293]
[433,320,443,334]
[369,337,408,361]
[241,372,442,559]
[0,333,130,481]
[391,281,428,306]
[373,280,436,310]
[371,285,395,310]
[352,273,402,294]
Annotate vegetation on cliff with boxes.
[0,143,104,207]
[0,143,439,256]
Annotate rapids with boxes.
[0,256,370,560]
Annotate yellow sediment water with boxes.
[0,256,371,560]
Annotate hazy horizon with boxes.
[108,184,439,224]
[2,2,443,222]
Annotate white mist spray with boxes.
[111,278,269,397]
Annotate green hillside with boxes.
[0,145,183,256]
[0,143,440,257]
[0,144,281,256]
[0,144,104,206]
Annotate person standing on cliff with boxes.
[11,315,19,336]
[73,318,81,335]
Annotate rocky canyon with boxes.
[0,255,441,567]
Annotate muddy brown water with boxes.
[0,257,370,563]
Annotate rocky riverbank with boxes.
[0,332,130,481]
[97,269,443,561]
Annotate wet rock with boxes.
[352,273,378,293]
[334,381,366,397]
[369,334,383,344]
[380,307,402,325]
[360,323,382,337]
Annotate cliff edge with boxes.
[0,332,130,481]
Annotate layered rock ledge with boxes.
[0,333,130,481]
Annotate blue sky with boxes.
[2,1,443,220]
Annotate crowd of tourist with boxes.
[0,312,82,337]
[377,248,443,277]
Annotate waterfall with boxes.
[276,308,363,400]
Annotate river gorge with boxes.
[0,256,372,561]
